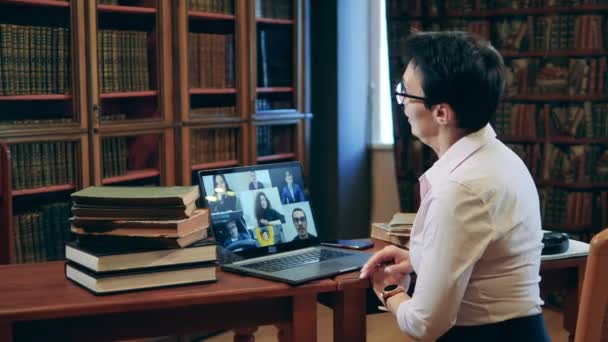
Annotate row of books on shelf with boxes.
[102,136,129,179]
[12,202,71,264]
[389,14,604,53]
[0,24,71,96]
[494,102,608,139]
[543,144,608,181]
[9,142,75,191]
[505,57,607,95]
[191,105,236,116]
[65,186,217,294]
[188,0,234,14]
[255,0,292,19]
[387,0,608,17]
[256,125,292,157]
[98,30,150,94]
[550,102,608,138]
[494,103,544,137]
[188,33,235,89]
[541,189,608,229]
[257,28,292,87]
[191,128,237,165]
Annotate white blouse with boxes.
[396,125,544,340]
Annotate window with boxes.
[370,0,393,145]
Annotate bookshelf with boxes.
[0,0,311,264]
[174,0,311,185]
[387,0,608,239]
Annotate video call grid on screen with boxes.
[198,163,318,252]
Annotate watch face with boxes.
[383,284,399,292]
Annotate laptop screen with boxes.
[197,162,319,255]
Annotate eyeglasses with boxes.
[394,81,426,105]
[293,216,306,223]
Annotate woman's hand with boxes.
[360,245,413,280]
[260,219,269,226]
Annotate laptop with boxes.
[197,161,371,285]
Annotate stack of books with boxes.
[370,212,415,249]
[65,186,217,295]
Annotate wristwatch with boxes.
[381,284,405,307]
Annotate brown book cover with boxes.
[71,201,197,220]
[73,225,208,249]
[65,260,217,295]
[65,237,216,273]
[70,208,209,237]
[71,186,200,207]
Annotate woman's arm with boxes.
[394,183,494,341]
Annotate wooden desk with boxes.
[0,262,336,342]
[334,239,588,342]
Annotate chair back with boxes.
[575,228,608,342]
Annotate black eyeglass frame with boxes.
[393,81,426,105]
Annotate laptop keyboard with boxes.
[244,249,352,273]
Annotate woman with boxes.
[254,192,285,227]
[206,174,237,213]
[360,31,548,341]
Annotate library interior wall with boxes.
[371,146,400,223]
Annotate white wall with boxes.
[370,145,400,223]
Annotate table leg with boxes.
[234,327,257,342]
[0,321,12,342]
[276,323,292,342]
[290,293,317,342]
[334,287,367,342]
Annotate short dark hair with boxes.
[292,208,305,219]
[402,31,505,133]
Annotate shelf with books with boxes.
[438,4,608,18]
[256,18,294,25]
[386,1,608,238]
[188,0,234,15]
[257,152,296,163]
[99,91,158,99]
[550,137,608,144]
[90,128,175,186]
[181,124,244,185]
[97,4,157,15]
[500,50,608,58]
[539,180,608,190]
[0,95,73,101]
[190,88,237,95]
[2,0,69,9]
[0,134,89,264]
[257,87,294,93]
[253,121,301,164]
[12,184,76,197]
[255,0,293,20]
[88,0,173,130]
[191,159,240,171]
[188,11,235,21]
[101,168,160,185]
[5,135,89,197]
[502,95,608,102]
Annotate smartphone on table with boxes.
[321,239,374,250]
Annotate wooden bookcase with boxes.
[387,0,608,239]
[174,0,311,185]
[0,0,311,264]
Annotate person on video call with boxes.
[359,31,549,341]
[290,208,318,242]
[254,191,285,227]
[248,171,264,190]
[280,170,305,204]
[207,174,237,213]
[223,220,250,248]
